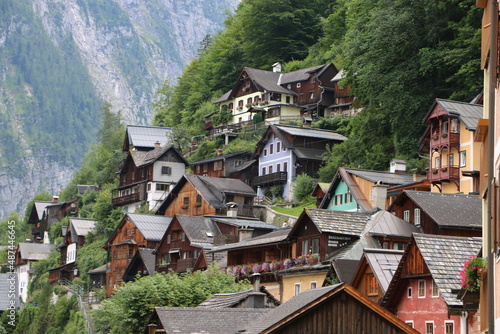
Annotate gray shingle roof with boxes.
[189,151,249,166]
[364,249,403,293]
[207,228,291,253]
[127,213,172,242]
[77,185,99,194]
[345,168,415,185]
[245,67,292,95]
[69,218,96,237]
[413,233,482,306]
[125,125,172,149]
[331,258,360,283]
[137,248,156,275]
[304,208,372,236]
[433,99,482,130]
[197,287,280,308]
[34,201,53,219]
[185,174,256,210]
[403,190,481,228]
[240,284,343,334]
[280,64,329,84]
[0,274,18,310]
[18,243,55,261]
[212,217,278,231]
[154,307,269,334]
[176,215,220,247]
[368,211,421,238]
[87,263,108,274]
[276,124,347,142]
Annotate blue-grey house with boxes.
[253,125,346,200]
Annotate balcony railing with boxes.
[112,192,142,206]
[430,132,460,148]
[253,172,288,187]
[112,182,147,206]
[428,166,460,183]
[173,258,197,273]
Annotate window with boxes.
[405,321,414,329]
[432,280,439,297]
[366,273,378,296]
[310,282,317,289]
[425,322,434,334]
[445,322,454,334]
[335,193,343,206]
[286,96,291,103]
[172,230,183,241]
[264,149,268,156]
[407,287,412,298]
[147,183,152,192]
[183,197,189,206]
[203,163,207,173]
[418,279,426,298]
[126,227,136,237]
[262,167,266,175]
[268,165,273,174]
[156,183,169,192]
[403,210,410,222]
[196,194,202,205]
[449,153,454,167]
[312,238,319,254]
[276,142,281,153]
[270,144,274,155]
[277,163,281,172]
[283,161,288,172]
[435,156,440,169]
[302,239,309,255]
[304,138,312,148]
[214,160,223,171]
[297,83,301,88]
[166,234,171,244]
[282,143,286,151]
[345,191,352,203]
[294,283,301,296]
[442,121,448,133]
[162,166,172,175]
[310,92,315,99]
[414,208,421,227]
[460,151,466,167]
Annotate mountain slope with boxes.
[0,0,239,219]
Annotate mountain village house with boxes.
[15,243,54,302]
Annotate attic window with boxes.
[162,166,172,175]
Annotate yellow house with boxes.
[420,99,482,194]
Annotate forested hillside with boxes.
[154,0,482,180]
[0,0,239,219]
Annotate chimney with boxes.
[52,196,59,202]
[43,231,51,244]
[389,159,407,174]
[238,227,254,241]
[272,62,282,73]
[245,273,265,308]
[216,149,223,156]
[154,141,161,149]
[413,173,422,182]
[227,207,238,218]
[158,120,164,127]
[371,181,388,210]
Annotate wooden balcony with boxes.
[253,172,288,187]
[428,166,460,183]
[430,132,460,149]
[112,182,146,206]
[112,192,142,206]
[172,258,197,273]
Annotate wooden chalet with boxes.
[329,69,362,118]
[312,182,330,207]
[381,233,482,334]
[239,283,419,334]
[48,218,96,283]
[207,63,339,135]
[253,124,346,200]
[388,190,482,237]
[156,174,257,217]
[103,213,172,296]
[112,144,188,212]
[420,99,482,194]
[319,163,429,212]
[15,242,54,302]
[351,248,404,304]
[190,150,251,179]
[27,197,78,241]
[88,263,107,289]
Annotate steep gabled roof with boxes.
[17,243,54,261]
[129,145,188,168]
[123,248,156,280]
[423,99,482,130]
[68,218,96,237]
[357,248,403,293]
[240,283,419,334]
[390,190,482,229]
[296,209,372,237]
[151,307,269,334]
[280,64,330,84]
[368,211,421,238]
[189,150,250,166]
[382,233,482,308]
[123,125,172,150]
[212,217,279,231]
[156,175,256,214]
[127,213,172,242]
[346,168,415,185]
[175,215,221,248]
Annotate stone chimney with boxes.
[371,181,388,210]
[227,207,238,218]
[238,227,254,241]
[154,141,161,149]
[272,62,282,73]
[52,196,59,202]
[390,159,406,174]
[216,149,224,156]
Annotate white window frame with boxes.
[310,281,317,289]
[418,279,426,298]
[432,279,439,297]
[405,321,414,329]
[403,210,410,222]
[459,150,466,167]
[407,287,412,298]
[294,283,301,296]
[414,208,421,227]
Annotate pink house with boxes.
[381,233,482,334]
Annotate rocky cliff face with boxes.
[0,0,240,219]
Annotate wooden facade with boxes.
[191,151,250,179]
